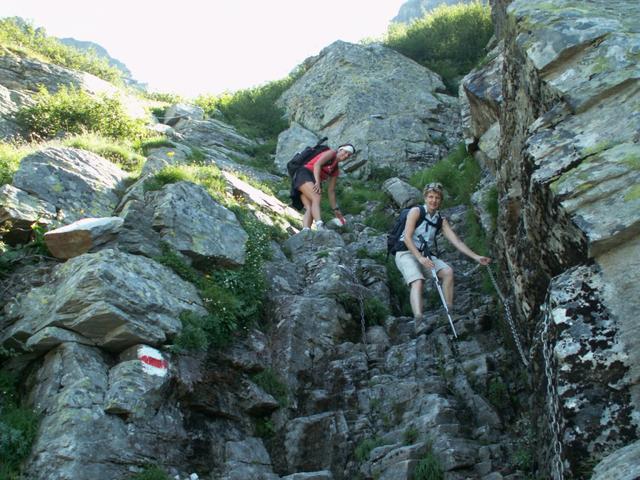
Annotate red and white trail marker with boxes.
[138,346,168,377]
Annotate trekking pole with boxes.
[417,234,458,339]
[429,265,458,339]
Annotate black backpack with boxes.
[387,205,443,257]
[286,137,330,177]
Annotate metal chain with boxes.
[540,299,565,480]
[485,265,529,367]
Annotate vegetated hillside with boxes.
[58,37,146,89]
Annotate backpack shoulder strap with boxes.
[415,205,427,226]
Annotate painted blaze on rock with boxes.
[138,345,169,377]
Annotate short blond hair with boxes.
[423,182,444,198]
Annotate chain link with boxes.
[540,298,565,480]
[485,265,529,367]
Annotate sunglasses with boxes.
[425,182,443,192]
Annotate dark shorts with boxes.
[293,168,315,191]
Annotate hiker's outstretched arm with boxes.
[404,208,435,269]
[327,175,338,210]
[442,219,491,264]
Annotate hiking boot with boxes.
[315,220,325,230]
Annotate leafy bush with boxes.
[354,437,385,463]
[409,144,481,208]
[251,368,289,407]
[0,141,34,186]
[382,2,493,92]
[129,466,171,480]
[195,75,298,139]
[0,223,50,279]
[62,133,145,173]
[143,165,196,192]
[16,86,146,141]
[403,426,419,445]
[0,371,40,480]
[413,450,444,480]
[254,417,276,438]
[339,295,390,328]
[0,17,123,84]
[157,218,273,350]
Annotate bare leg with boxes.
[409,279,424,318]
[300,192,312,228]
[438,267,454,309]
[298,182,322,225]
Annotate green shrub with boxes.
[382,2,493,92]
[0,18,123,84]
[0,223,50,278]
[158,217,273,350]
[0,141,33,186]
[487,377,509,411]
[0,371,40,480]
[254,417,275,438]
[403,426,419,445]
[335,181,388,216]
[409,144,481,208]
[129,466,171,480]
[143,165,195,192]
[413,450,444,480]
[339,295,390,327]
[354,437,385,463]
[195,76,294,140]
[16,86,146,141]
[137,136,176,156]
[63,133,145,173]
[251,368,289,407]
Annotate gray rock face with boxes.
[542,265,636,468]
[1,248,206,352]
[0,51,148,119]
[0,184,57,244]
[0,82,32,138]
[274,122,321,174]
[483,0,640,475]
[382,177,422,208]
[152,181,248,267]
[24,342,189,480]
[591,439,640,480]
[278,41,461,177]
[163,103,205,127]
[460,45,503,147]
[12,147,128,225]
[284,412,349,474]
[119,180,249,266]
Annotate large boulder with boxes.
[24,342,189,480]
[152,181,248,267]
[0,82,32,139]
[118,181,248,266]
[277,41,461,177]
[12,147,128,225]
[1,248,206,352]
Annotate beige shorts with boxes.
[395,250,450,285]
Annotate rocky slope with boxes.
[1,1,639,478]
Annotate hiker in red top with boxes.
[293,144,355,231]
